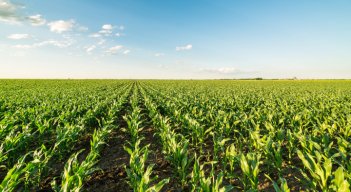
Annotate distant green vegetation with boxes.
[0,80,350,191]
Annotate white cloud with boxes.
[12,44,32,49]
[0,0,25,24]
[102,24,113,30]
[48,20,75,33]
[201,67,238,74]
[155,53,164,57]
[7,33,29,40]
[99,24,113,35]
[77,25,88,31]
[89,33,101,38]
[93,24,125,38]
[85,45,96,53]
[123,49,130,55]
[106,45,123,54]
[176,44,192,51]
[27,14,46,26]
[12,39,73,49]
[97,39,106,45]
[35,40,73,48]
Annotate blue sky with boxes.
[1,0,351,79]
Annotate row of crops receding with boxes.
[0,79,350,191]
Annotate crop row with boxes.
[0,80,350,191]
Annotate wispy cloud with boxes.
[0,0,24,24]
[77,25,88,32]
[48,20,75,33]
[85,45,96,53]
[13,39,73,49]
[27,14,46,26]
[118,25,125,30]
[155,53,164,57]
[176,44,192,51]
[7,33,30,40]
[123,49,130,55]
[201,67,239,74]
[12,44,32,49]
[40,40,73,48]
[89,33,101,38]
[106,45,123,54]
[97,39,106,45]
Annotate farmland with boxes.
[0,80,350,191]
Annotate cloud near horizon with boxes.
[106,45,123,54]
[12,39,73,49]
[201,67,239,75]
[155,53,164,57]
[7,33,30,39]
[176,44,192,51]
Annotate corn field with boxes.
[0,79,350,192]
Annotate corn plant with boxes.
[331,167,350,192]
[123,105,143,145]
[265,137,283,175]
[141,86,191,188]
[124,139,169,192]
[190,155,233,192]
[2,79,351,191]
[223,143,238,178]
[239,152,261,191]
[52,127,110,192]
[0,155,28,192]
[212,133,230,162]
[297,150,343,191]
[0,145,51,191]
[265,175,290,192]
[249,128,267,152]
[165,135,190,188]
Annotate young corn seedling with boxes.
[0,155,28,192]
[52,127,110,192]
[212,133,230,162]
[331,167,350,192]
[265,175,290,192]
[0,144,8,168]
[0,129,30,167]
[124,139,169,192]
[265,137,283,175]
[123,106,143,145]
[184,115,212,153]
[297,150,332,191]
[249,128,267,152]
[165,135,190,188]
[142,94,191,189]
[0,145,52,191]
[298,151,350,192]
[286,129,296,164]
[190,155,233,192]
[239,152,261,191]
[224,143,238,178]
